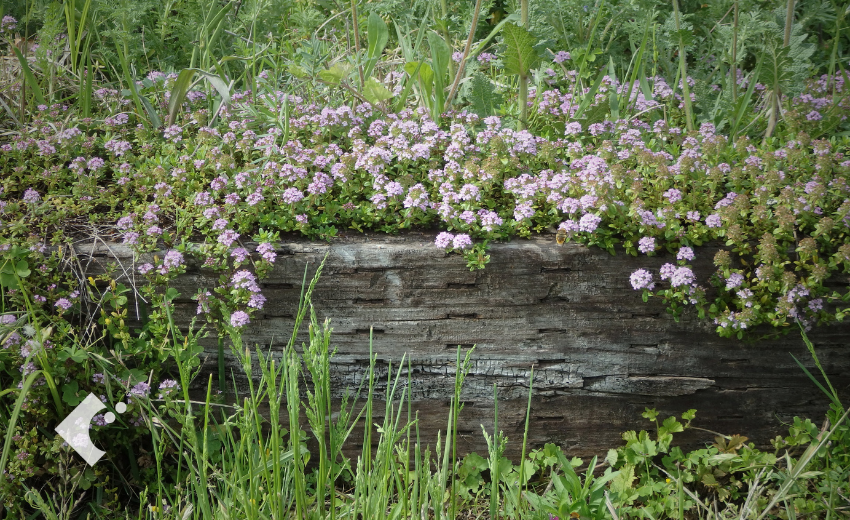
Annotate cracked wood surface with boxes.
[76,232,850,459]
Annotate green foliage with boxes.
[502,22,540,79]
[759,9,816,100]
[462,72,501,117]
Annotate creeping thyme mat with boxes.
[3,72,850,344]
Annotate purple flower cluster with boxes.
[725,273,744,290]
[630,269,654,290]
[659,263,696,288]
[638,237,655,254]
[160,250,184,275]
[104,139,132,156]
[677,247,695,261]
[257,242,276,263]
[129,381,150,399]
[157,379,180,398]
[22,189,40,204]
[230,310,250,328]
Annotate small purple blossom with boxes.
[663,189,682,203]
[724,272,744,290]
[477,52,496,64]
[123,232,140,245]
[564,122,582,135]
[553,51,571,63]
[281,188,304,204]
[705,214,722,228]
[435,232,454,249]
[231,270,258,291]
[230,311,250,328]
[160,250,184,274]
[660,263,676,280]
[116,216,134,229]
[163,125,183,142]
[104,139,132,156]
[630,269,654,290]
[670,267,695,287]
[87,157,105,170]
[212,218,228,231]
[231,248,250,263]
[257,243,276,263]
[578,213,602,233]
[22,189,41,204]
[1,15,17,34]
[452,234,473,250]
[677,247,695,261]
[129,381,151,399]
[54,298,72,311]
[157,379,180,399]
[638,237,656,254]
[248,293,267,309]
[138,263,154,275]
[218,230,240,247]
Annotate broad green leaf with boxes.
[761,43,793,94]
[318,63,351,86]
[661,416,684,434]
[0,370,42,491]
[465,72,502,117]
[15,260,30,278]
[610,463,636,495]
[194,69,231,107]
[0,272,18,289]
[405,61,434,101]
[139,95,162,129]
[365,12,389,79]
[502,22,539,78]
[574,67,607,120]
[166,69,198,126]
[363,78,394,104]
[287,63,308,79]
[167,68,231,126]
[427,31,451,117]
[472,12,520,56]
[61,381,84,407]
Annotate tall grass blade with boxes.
[671,0,694,131]
[755,406,850,520]
[11,46,46,107]
[0,370,42,497]
[517,365,534,513]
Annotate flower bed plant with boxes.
[2,68,850,345]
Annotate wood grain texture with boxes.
[75,233,850,459]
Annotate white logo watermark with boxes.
[54,393,126,466]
